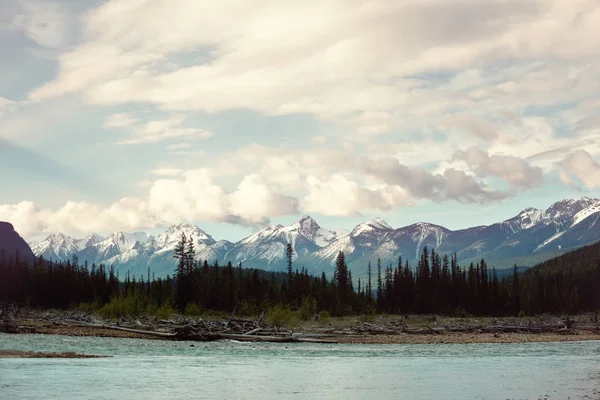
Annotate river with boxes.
[1,334,599,399]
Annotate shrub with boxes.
[184,303,203,317]
[155,303,175,319]
[77,301,101,313]
[237,300,258,317]
[267,304,299,327]
[518,310,526,318]
[318,310,330,324]
[98,294,145,319]
[298,296,317,321]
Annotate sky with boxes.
[1,0,600,242]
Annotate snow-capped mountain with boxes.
[31,233,106,262]
[223,216,346,270]
[26,197,600,278]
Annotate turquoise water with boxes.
[1,334,599,399]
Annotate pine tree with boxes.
[286,243,294,288]
[185,237,196,275]
[367,261,373,301]
[512,264,520,315]
[174,233,187,278]
[334,251,349,310]
[173,233,188,311]
[376,258,383,308]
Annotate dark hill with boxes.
[518,240,600,314]
[0,222,35,264]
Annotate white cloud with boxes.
[103,114,213,144]
[103,112,137,128]
[28,0,600,131]
[0,170,300,236]
[167,142,191,151]
[455,147,544,188]
[4,0,600,236]
[8,0,70,48]
[301,174,413,216]
[558,150,600,189]
[151,168,184,176]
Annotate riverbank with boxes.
[5,308,600,345]
[0,349,107,358]
[13,320,600,344]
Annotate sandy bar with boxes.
[10,319,600,345]
[0,349,107,358]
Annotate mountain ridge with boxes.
[24,197,600,278]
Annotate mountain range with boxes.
[26,197,600,279]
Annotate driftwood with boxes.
[36,318,338,343]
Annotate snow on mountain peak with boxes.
[571,198,600,227]
[373,217,392,229]
[545,197,598,221]
[76,233,105,249]
[289,215,321,237]
[352,217,393,236]
[154,224,215,253]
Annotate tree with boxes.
[334,251,349,311]
[174,233,187,278]
[286,243,294,287]
[367,261,373,301]
[174,233,188,311]
[512,264,520,315]
[376,258,383,308]
[185,237,196,275]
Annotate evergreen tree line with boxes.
[1,235,599,317]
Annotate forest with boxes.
[1,234,599,318]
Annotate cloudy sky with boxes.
[1,0,600,241]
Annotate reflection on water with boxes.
[1,334,599,400]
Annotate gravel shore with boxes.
[11,318,600,345]
[0,349,107,358]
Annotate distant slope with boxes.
[0,222,35,264]
[517,240,600,313]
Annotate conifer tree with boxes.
[376,258,383,308]
[286,243,294,288]
[367,261,373,301]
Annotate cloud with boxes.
[455,147,544,188]
[8,0,70,48]
[103,114,213,144]
[358,156,509,203]
[441,115,500,142]
[0,199,155,238]
[27,0,600,131]
[167,142,191,151]
[103,112,137,128]
[229,174,299,224]
[151,168,184,176]
[558,150,600,189]
[0,171,300,236]
[301,174,413,216]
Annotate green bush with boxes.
[318,310,330,324]
[98,294,145,319]
[76,301,101,313]
[155,303,175,319]
[184,303,203,317]
[267,304,299,327]
[518,310,526,318]
[298,296,317,321]
[237,300,258,317]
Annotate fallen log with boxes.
[244,327,263,335]
[221,334,296,343]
